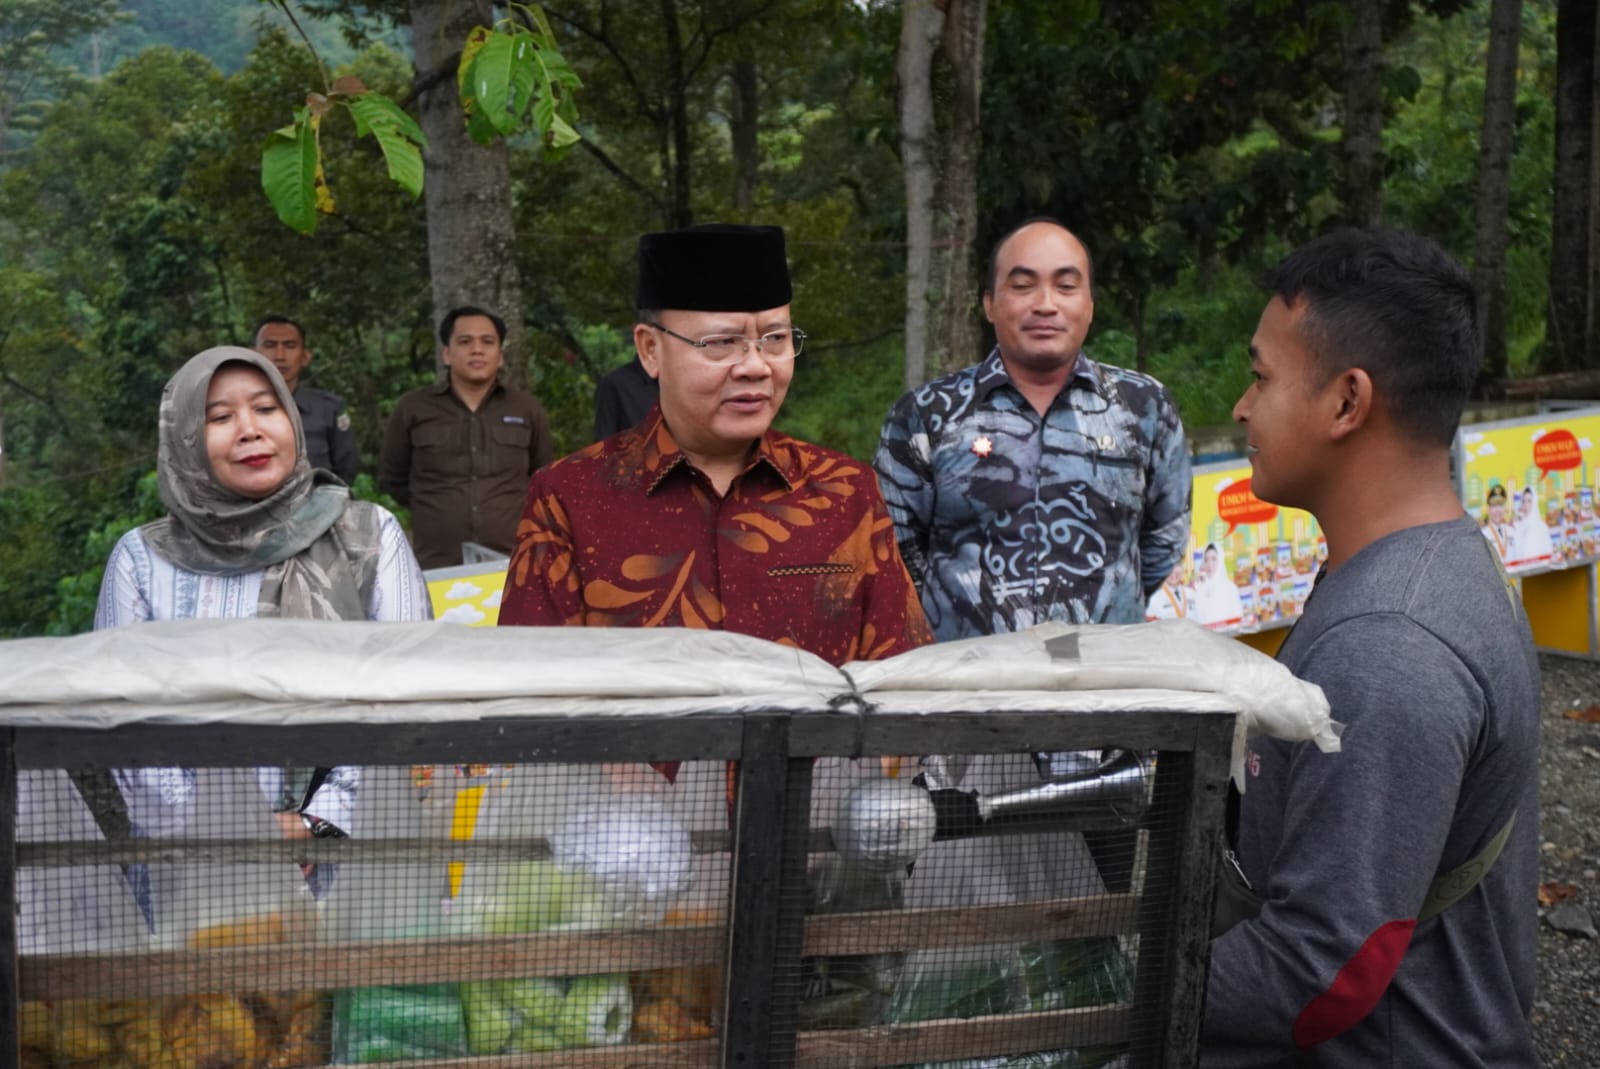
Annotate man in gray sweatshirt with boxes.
[1201,229,1540,1067]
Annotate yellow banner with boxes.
[1459,412,1600,574]
[1165,463,1325,634]
[425,562,510,626]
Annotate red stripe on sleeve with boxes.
[1292,919,1416,1049]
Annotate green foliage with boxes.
[260,2,579,232]
[780,335,905,462]
[260,71,425,233]
[0,0,126,156]
[262,105,321,232]
[45,470,165,636]
[347,89,425,194]
[457,11,582,157]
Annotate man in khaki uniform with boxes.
[379,306,554,569]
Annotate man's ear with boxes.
[634,323,662,380]
[981,292,995,324]
[1327,367,1374,441]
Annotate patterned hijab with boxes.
[139,346,381,620]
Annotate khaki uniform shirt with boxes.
[378,379,554,569]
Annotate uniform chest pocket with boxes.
[413,422,467,476]
[1090,449,1147,504]
[488,421,534,474]
[414,423,460,451]
[490,422,533,449]
[766,562,863,617]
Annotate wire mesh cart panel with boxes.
[0,621,1249,1069]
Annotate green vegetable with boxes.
[462,982,516,1055]
[481,862,610,934]
[334,984,467,1062]
[556,974,633,1047]
[502,977,568,1030]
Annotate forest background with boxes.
[0,0,1588,636]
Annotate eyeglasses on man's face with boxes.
[648,323,807,365]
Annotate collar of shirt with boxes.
[629,405,801,496]
[973,347,1110,407]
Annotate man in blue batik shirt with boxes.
[874,217,1191,641]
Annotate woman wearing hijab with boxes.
[95,346,431,844]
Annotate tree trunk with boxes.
[898,0,942,389]
[731,60,759,212]
[1546,0,1598,372]
[932,0,987,378]
[409,0,528,382]
[1341,0,1386,227]
[661,0,694,228]
[1473,0,1523,385]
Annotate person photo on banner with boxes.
[1144,558,1192,620]
[1510,486,1553,568]
[1478,483,1513,563]
[1190,541,1244,630]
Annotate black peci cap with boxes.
[635,223,792,312]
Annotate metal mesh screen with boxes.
[16,761,732,1067]
[770,751,1170,1069]
[9,712,1224,1069]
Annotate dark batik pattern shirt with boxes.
[874,348,1191,640]
[498,407,932,666]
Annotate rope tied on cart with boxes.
[828,667,876,758]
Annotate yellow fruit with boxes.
[631,998,716,1043]
[94,1001,146,1027]
[163,996,257,1069]
[54,1001,115,1061]
[20,1002,51,1050]
[118,1012,167,1068]
[187,915,285,950]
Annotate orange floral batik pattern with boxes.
[498,408,931,666]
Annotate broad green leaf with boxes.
[542,113,580,160]
[531,90,555,142]
[261,108,318,235]
[466,103,498,146]
[348,92,427,147]
[524,3,558,45]
[362,116,425,198]
[536,48,583,91]
[471,30,538,137]
[458,25,493,108]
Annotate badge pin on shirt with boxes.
[971,435,994,458]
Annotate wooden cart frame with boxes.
[0,701,1233,1069]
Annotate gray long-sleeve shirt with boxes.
[1203,516,1540,1067]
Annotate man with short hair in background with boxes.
[1202,228,1540,1066]
[252,315,359,484]
[379,306,554,569]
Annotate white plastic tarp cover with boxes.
[0,617,1338,785]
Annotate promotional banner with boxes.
[1458,409,1600,575]
[424,562,511,626]
[1160,462,1326,635]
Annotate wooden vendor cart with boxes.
[0,619,1334,1069]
